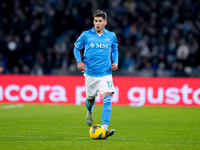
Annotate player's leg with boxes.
[101,92,112,129]
[101,92,115,139]
[85,98,95,112]
[84,74,99,126]
[85,97,95,126]
[99,75,115,139]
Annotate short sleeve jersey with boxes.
[74,27,118,77]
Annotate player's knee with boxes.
[102,92,112,99]
[87,97,95,103]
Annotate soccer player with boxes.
[73,9,118,139]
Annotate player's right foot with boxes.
[86,110,93,126]
[104,129,115,139]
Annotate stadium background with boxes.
[0,1,200,149]
[0,0,199,77]
[0,0,200,106]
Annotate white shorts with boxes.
[84,74,115,99]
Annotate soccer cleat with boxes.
[86,110,93,126]
[104,129,115,139]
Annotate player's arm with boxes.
[74,32,86,72]
[111,33,118,71]
[73,46,86,72]
[111,48,118,71]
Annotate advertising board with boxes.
[0,75,199,106]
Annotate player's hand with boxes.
[77,62,86,72]
[110,63,118,71]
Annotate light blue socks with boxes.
[102,96,112,126]
[85,99,94,111]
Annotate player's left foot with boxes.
[86,110,93,126]
[104,129,115,139]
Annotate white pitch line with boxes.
[0,135,199,143]
[115,138,200,142]
[1,104,24,109]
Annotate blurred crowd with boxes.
[0,0,200,77]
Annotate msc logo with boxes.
[90,43,95,48]
[90,43,110,49]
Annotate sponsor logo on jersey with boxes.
[90,43,110,49]
[90,43,95,48]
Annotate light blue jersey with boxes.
[74,27,118,77]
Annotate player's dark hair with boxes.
[93,9,107,20]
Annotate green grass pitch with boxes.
[0,104,200,150]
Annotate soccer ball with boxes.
[89,124,106,139]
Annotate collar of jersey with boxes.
[91,27,108,34]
